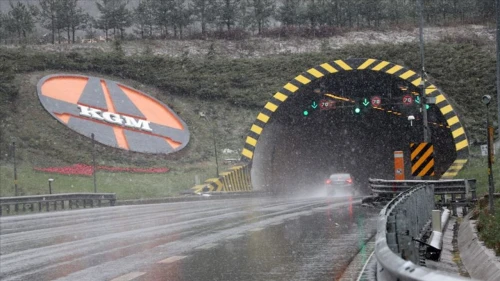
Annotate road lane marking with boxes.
[158,255,187,264]
[249,227,264,232]
[356,251,375,281]
[110,271,145,281]
[196,243,217,250]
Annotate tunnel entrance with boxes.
[244,59,469,194]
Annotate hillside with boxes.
[0,38,498,198]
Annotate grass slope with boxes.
[0,40,498,199]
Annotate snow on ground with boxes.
[2,25,495,58]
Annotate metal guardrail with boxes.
[369,178,477,215]
[375,184,476,281]
[0,193,116,216]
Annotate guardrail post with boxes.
[432,210,442,231]
[387,214,398,252]
[470,180,477,200]
[451,194,457,216]
[61,200,65,210]
[45,201,49,212]
[396,209,410,260]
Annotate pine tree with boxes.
[58,0,88,43]
[5,2,38,40]
[249,0,274,34]
[39,0,62,44]
[153,0,174,38]
[96,0,131,40]
[171,0,191,38]
[134,0,155,39]
[218,0,239,31]
[278,0,301,27]
[191,0,219,35]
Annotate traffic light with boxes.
[354,106,361,114]
[303,110,309,116]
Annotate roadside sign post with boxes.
[48,178,54,194]
[91,133,97,193]
[12,142,18,197]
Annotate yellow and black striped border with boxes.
[241,58,469,179]
[190,164,252,193]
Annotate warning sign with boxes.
[410,142,435,177]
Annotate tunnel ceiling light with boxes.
[324,93,352,103]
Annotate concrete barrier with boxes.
[458,213,500,281]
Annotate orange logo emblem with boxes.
[37,74,189,154]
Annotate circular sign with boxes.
[37,74,190,154]
[370,96,381,107]
[402,95,413,105]
[319,99,335,111]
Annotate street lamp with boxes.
[48,178,54,194]
[482,95,495,213]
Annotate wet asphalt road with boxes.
[0,195,378,281]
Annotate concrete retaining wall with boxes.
[458,214,500,281]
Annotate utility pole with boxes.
[418,0,430,143]
[483,95,495,213]
[497,0,500,139]
[201,114,219,177]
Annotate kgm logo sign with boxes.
[37,74,190,154]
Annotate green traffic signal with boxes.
[426,104,430,110]
[354,107,361,114]
[303,110,309,116]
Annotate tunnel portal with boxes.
[242,59,469,194]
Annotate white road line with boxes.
[195,243,218,250]
[158,255,187,264]
[249,227,264,232]
[356,251,375,281]
[110,271,145,281]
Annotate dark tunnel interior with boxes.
[251,71,457,194]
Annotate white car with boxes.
[325,173,356,196]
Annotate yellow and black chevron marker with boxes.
[410,142,435,177]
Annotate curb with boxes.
[458,213,500,281]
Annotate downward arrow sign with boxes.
[362,98,369,107]
[311,101,318,109]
